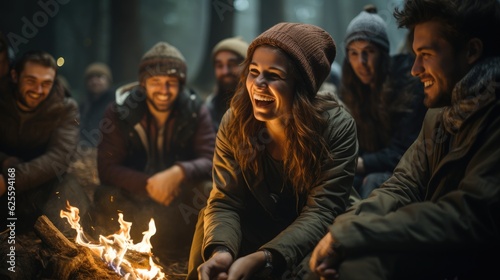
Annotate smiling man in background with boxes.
[205,36,248,132]
[0,50,89,236]
[95,41,215,267]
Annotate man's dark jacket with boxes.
[97,82,215,197]
[0,80,79,191]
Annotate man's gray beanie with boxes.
[344,6,389,52]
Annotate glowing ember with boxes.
[60,201,166,280]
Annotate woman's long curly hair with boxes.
[227,45,337,194]
[340,45,413,152]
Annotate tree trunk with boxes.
[109,0,141,85]
[258,0,285,34]
[191,0,235,94]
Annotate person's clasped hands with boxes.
[146,164,184,206]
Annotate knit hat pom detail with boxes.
[344,4,389,52]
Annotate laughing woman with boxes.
[187,22,358,280]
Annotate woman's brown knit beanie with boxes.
[247,22,336,97]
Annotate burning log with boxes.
[59,202,167,279]
[33,215,121,280]
[1,208,183,279]
[34,215,78,257]
[126,249,152,270]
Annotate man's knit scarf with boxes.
[443,57,500,135]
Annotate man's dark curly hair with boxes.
[394,0,500,58]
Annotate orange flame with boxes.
[60,201,166,280]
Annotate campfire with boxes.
[60,201,166,280]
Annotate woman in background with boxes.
[340,5,426,198]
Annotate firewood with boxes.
[74,246,122,280]
[45,252,86,279]
[125,249,152,270]
[33,215,78,257]
[31,215,168,279]
[33,216,121,279]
